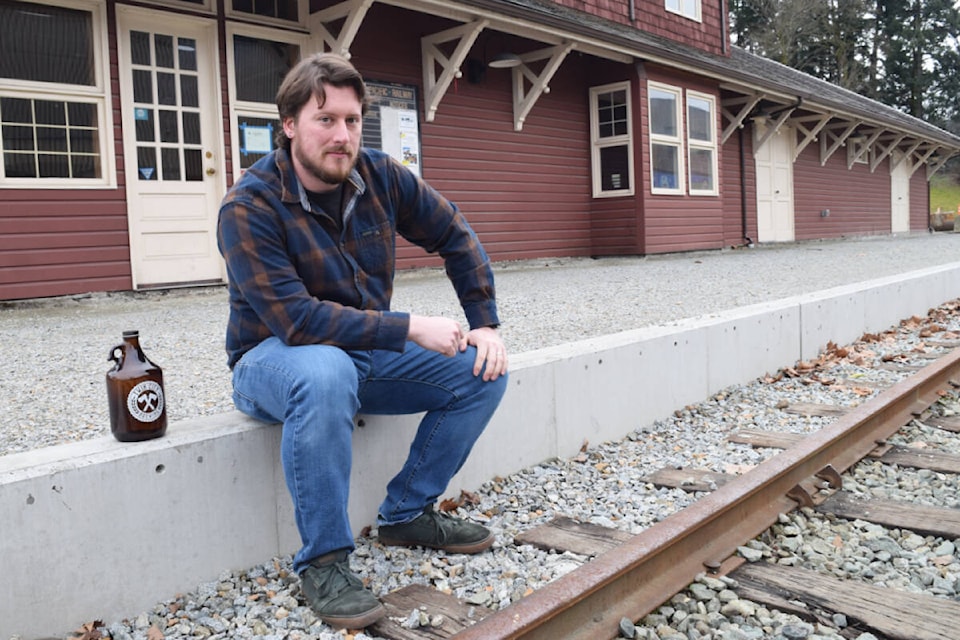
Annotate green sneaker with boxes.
[299,550,385,629]
[378,504,494,554]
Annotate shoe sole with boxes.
[318,602,386,629]
[378,531,495,554]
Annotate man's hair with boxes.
[274,53,368,151]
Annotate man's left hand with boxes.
[461,326,508,381]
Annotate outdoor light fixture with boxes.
[488,51,522,68]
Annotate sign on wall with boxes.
[363,80,421,176]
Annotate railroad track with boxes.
[365,309,960,640]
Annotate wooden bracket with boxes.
[308,0,374,58]
[509,42,574,131]
[421,20,488,122]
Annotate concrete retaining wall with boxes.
[3,262,960,639]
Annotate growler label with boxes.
[126,380,165,422]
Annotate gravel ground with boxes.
[6,233,960,640]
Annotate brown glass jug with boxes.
[106,330,167,442]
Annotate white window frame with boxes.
[686,90,718,196]
[225,0,309,31]
[648,82,684,195]
[0,0,116,188]
[665,0,702,22]
[134,0,215,16]
[225,23,309,178]
[589,81,634,198]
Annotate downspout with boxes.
[628,0,635,22]
[739,126,752,246]
[721,0,727,55]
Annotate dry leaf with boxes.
[147,626,164,640]
[71,620,104,640]
[438,497,462,512]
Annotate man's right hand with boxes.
[407,314,464,356]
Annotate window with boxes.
[0,0,112,185]
[687,91,717,195]
[649,83,683,194]
[665,0,701,21]
[226,0,305,26]
[648,83,718,197]
[226,26,304,176]
[589,82,633,197]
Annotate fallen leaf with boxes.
[147,626,164,640]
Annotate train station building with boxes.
[2,0,959,301]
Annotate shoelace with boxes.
[311,559,362,602]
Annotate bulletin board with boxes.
[363,80,421,176]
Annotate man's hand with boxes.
[460,326,508,381]
[408,314,464,356]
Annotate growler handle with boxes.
[108,344,125,364]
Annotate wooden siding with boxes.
[352,4,595,268]
[721,123,757,246]
[639,66,725,254]
[910,171,930,230]
[793,141,892,240]
[0,2,131,301]
[552,0,727,56]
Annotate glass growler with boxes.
[106,330,167,442]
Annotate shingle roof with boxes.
[465,0,960,149]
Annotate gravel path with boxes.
[3,233,960,457]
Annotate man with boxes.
[217,53,509,629]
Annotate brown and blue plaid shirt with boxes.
[217,147,499,368]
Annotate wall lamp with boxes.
[487,51,522,68]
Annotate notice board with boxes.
[363,80,421,176]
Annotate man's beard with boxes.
[294,144,357,186]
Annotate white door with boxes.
[117,8,225,288]
[890,153,911,234]
[754,122,795,243]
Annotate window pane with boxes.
[599,145,630,192]
[155,34,174,69]
[238,116,279,169]
[68,102,96,126]
[135,109,155,142]
[1,97,31,123]
[232,0,298,21]
[4,152,34,177]
[0,0,94,85]
[3,124,34,150]
[184,148,203,181]
[652,143,679,189]
[69,128,96,154]
[35,100,66,126]
[182,112,201,145]
[159,110,179,143]
[133,69,154,104]
[181,75,199,108]
[178,38,197,71]
[131,30,151,66]
[137,146,157,180]
[37,126,67,152]
[157,72,177,105]
[162,147,180,180]
[71,153,98,178]
[649,88,677,137]
[688,96,712,142]
[38,153,69,177]
[690,148,714,191]
[234,35,300,103]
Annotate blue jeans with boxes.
[231,337,508,573]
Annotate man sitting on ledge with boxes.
[217,53,509,628]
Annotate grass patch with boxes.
[930,172,960,215]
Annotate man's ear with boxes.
[282,117,295,140]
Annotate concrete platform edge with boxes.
[4,262,960,638]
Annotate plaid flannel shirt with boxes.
[217,147,499,368]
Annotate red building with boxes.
[1,0,956,301]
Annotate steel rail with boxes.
[452,347,960,640]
